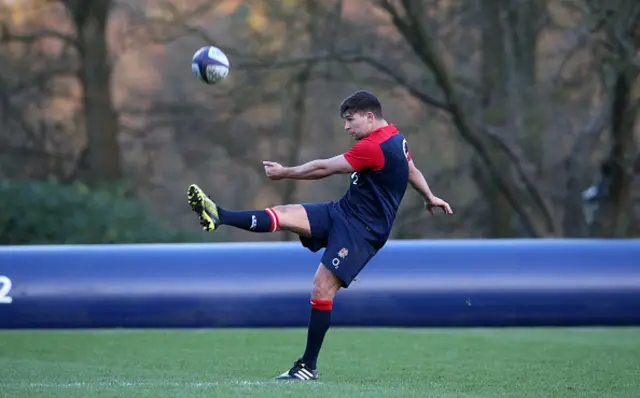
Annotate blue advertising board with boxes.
[0,239,638,328]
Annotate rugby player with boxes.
[187,90,453,381]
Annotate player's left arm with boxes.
[408,160,435,201]
[408,159,454,215]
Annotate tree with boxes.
[577,0,640,237]
[361,0,557,237]
[348,0,638,238]
[2,0,122,185]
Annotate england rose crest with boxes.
[338,248,349,258]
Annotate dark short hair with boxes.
[339,90,383,119]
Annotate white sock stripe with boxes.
[272,208,280,231]
[265,208,278,232]
[264,208,275,231]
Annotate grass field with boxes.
[0,327,638,397]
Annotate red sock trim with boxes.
[310,299,333,311]
[265,208,280,232]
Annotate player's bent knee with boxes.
[270,204,311,236]
[271,204,305,218]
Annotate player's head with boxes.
[339,90,385,140]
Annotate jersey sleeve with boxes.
[343,139,385,172]
[403,138,412,161]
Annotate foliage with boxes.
[0,179,210,245]
[1,0,638,239]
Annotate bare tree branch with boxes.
[481,127,556,232]
[238,51,449,111]
[552,31,591,86]
[6,68,78,96]
[129,0,449,111]
[569,103,609,156]
[0,26,78,48]
[370,0,560,237]
[123,0,247,58]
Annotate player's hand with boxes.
[263,161,286,180]
[425,196,453,215]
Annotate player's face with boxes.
[343,111,374,140]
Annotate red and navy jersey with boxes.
[338,124,411,245]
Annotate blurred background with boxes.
[0,0,638,245]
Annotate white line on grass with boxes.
[0,380,308,389]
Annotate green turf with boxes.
[0,328,638,397]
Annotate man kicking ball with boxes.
[187,90,453,381]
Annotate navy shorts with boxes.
[300,202,378,288]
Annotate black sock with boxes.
[217,207,279,232]
[301,299,333,369]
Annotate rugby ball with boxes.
[191,45,230,84]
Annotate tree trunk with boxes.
[67,0,121,185]
[505,0,544,171]
[279,66,311,241]
[591,69,639,237]
[479,0,513,237]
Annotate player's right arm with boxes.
[263,139,384,180]
[263,155,355,180]
[408,160,454,215]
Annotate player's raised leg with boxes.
[187,184,311,235]
[276,263,341,381]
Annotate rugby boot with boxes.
[275,359,319,381]
[187,184,220,232]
